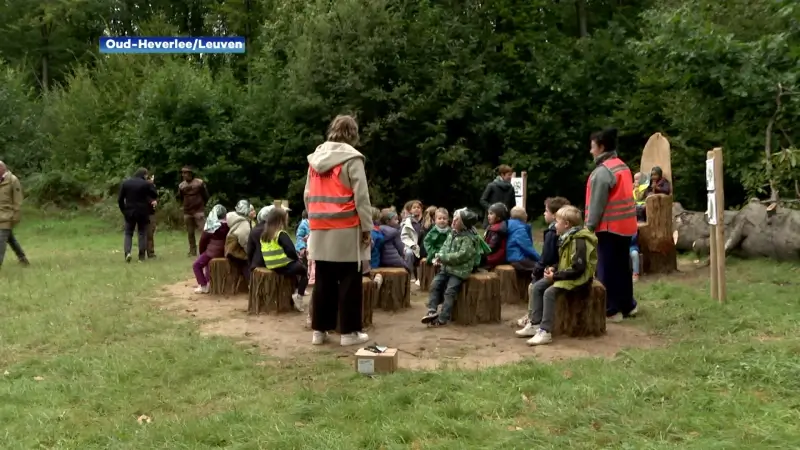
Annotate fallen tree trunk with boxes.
[672,200,800,260]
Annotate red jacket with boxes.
[483,221,508,266]
[199,222,230,258]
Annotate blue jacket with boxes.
[295,218,310,252]
[379,224,409,271]
[506,218,541,263]
[630,231,639,252]
[370,225,385,269]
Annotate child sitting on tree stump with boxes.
[400,200,424,286]
[506,206,541,277]
[481,202,509,268]
[515,205,597,346]
[421,208,480,327]
[423,208,450,261]
[260,207,306,312]
[418,206,438,261]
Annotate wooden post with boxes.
[521,171,527,210]
[706,148,726,303]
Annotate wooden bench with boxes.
[417,258,440,292]
[307,276,376,332]
[552,280,607,337]
[248,268,296,315]
[492,264,530,304]
[451,272,502,325]
[638,194,677,274]
[209,258,247,296]
[372,267,411,311]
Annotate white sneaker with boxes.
[292,293,304,312]
[414,279,421,287]
[607,312,624,323]
[516,314,530,327]
[527,329,552,346]
[311,331,328,345]
[628,306,639,317]
[340,331,369,347]
[373,274,383,289]
[515,322,538,337]
[194,285,209,294]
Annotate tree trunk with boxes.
[248,268,296,315]
[373,267,411,311]
[418,258,439,292]
[492,264,529,304]
[552,280,606,338]
[209,258,246,296]
[575,0,588,38]
[672,200,800,260]
[638,194,677,274]
[452,272,502,325]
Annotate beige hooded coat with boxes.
[304,142,373,264]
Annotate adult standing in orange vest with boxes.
[585,128,639,322]
[304,115,374,347]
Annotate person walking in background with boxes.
[118,167,158,263]
[305,115,373,347]
[177,166,210,256]
[479,164,516,227]
[146,173,158,259]
[0,161,29,269]
[585,127,638,322]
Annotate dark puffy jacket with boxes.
[479,177,516,220]
[379,225,409,271]
[199,222,230,259]
[533,223,558,279]
[483,220,508,267]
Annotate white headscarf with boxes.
[234,199,251,216]
[257,205,274,223]
[204,204,227,232]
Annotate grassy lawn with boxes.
[1,212,799,449]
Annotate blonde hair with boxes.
[421,205,437,228]
[260,207,289,242]
[403,200,422,213]
[435,207,449,219]
[326,115,359,146]
[510,206,527,221]
[371,207,381,222]
[555,205,583,227]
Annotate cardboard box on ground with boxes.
[354,347,399,375]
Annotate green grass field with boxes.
[1,212,799,449]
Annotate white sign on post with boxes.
[511,176,524,208]
[705,158,715,191]
[706,192,717,225]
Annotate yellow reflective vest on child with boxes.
[552,228,598,290]
[261,230,292,269]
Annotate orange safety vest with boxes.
[306,165,361,230]
[585,157,637,236]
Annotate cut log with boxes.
[417,258,440,292]
[552,280,606,338]
[307,276,375,332]
[492,264,530,304]
[373,267,411,311]
[637,194,677,274]
[209,258,246,296]
[248,268,296,315]
[452,272,502,325]
[673,199,800,261]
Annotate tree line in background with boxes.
[0,0,798,225]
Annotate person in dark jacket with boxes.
[378,208,410,272]
[146,173,157,259]
[246,206,273,272]
[479,164,516,227]
[177,166,210,257]
[260,207,308,312]
[482,202,509,268]
[118,167,158,263]
[193,205,229,293]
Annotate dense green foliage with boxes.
[0,0,798,216]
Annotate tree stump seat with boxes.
[552,280,607,337]
[451,272,502,325]
[308,276,376,332]
[418,258,440,292]
[248,268,296,315]
[638,194,677,274]
[492,264,530,304]
[373,267,411,311]
[209,258,247,296]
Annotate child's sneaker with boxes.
[421,311,439,324]
[311,331,328,345]
[607,312,624,323]
[374,274,383,289]
[414,279,421,287]
[632,274,640,283]
[526,329,552,346]
[628,306,639,317]
[340,332,369,347]
[515,322,538,337]
[194,285,209,294]
[292,293,304,312]
[516,315,529,327]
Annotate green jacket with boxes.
[437,229,479,280]
[423,226,450,259]
[552,228,598,290]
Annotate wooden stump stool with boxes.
[639,194,677,274]
[209,258,247,296]
[552,280,607,337]
[493,265,530,304]
[307,276,376,332]
[248,268,296,315]
[417,258,440,292]
[452,272,502,325]
[373,267,411,311]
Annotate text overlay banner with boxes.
[100,37,245,54]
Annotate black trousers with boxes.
[123,214,149,259]
[273,260,309,296]
[310,261,363,334]
[596,231,637,316]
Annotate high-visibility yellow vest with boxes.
[261,230,291,269]
[633,184,647,206]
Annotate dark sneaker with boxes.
[125,253,132,263]
[188,251,197,257]
[421,311,439,324]
[19,258,30,267]
[147,254,157,259]
[428,320,447,327]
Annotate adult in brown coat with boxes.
[304,115,373,347]
[177,166,210,256]
[0,161,28,269]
